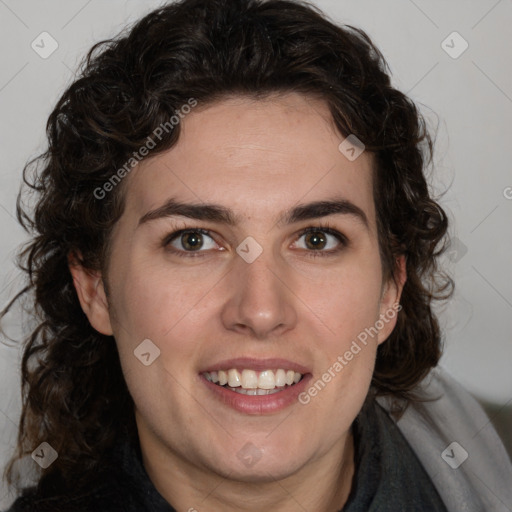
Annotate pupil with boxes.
[306,232,326,250]
[183,232,202,250]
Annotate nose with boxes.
[220,249,298,340]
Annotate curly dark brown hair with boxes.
[2,0,453,496]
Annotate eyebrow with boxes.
[138,196,368,229]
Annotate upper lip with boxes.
[200,357,310,374]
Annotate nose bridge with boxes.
[220,244,297,338]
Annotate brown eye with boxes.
[304,231,328,250]
[164,228,218,255]
[181,231,204,251]
[293,226,348,258]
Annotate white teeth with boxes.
[204,368,304,391]
[275,369,286,387]
[228,369,242,387]
[218,370,228,386]
[230,387,281,395]
[241,369,258,389]
[258,370,275,389]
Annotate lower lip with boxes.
[201,374,312,415]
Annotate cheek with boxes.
[107,257,219,402]
[109,254,212,339]
[297,258,384,395]
[302,260,383,333]
[108,263,204,414]
[298,269,382,419]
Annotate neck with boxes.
[139,428,355,512]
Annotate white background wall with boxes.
[1,0,511,507]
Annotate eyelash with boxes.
[162,223,348,259]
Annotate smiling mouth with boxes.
[202,368,304,395]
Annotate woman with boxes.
[2,0,511,510]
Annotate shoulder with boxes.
[377,366,512,512]
[4,487,123,512]
[2,425,166,512]
[3,466,126,512]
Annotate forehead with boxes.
[123,93,376,229]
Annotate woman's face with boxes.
[75,93,403,483]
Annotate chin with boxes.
[221,458,305,483]
[203,441,310,483]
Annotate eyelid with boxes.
[291,224,348,257]
[163,227,219,258]
[162,222,348,257]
